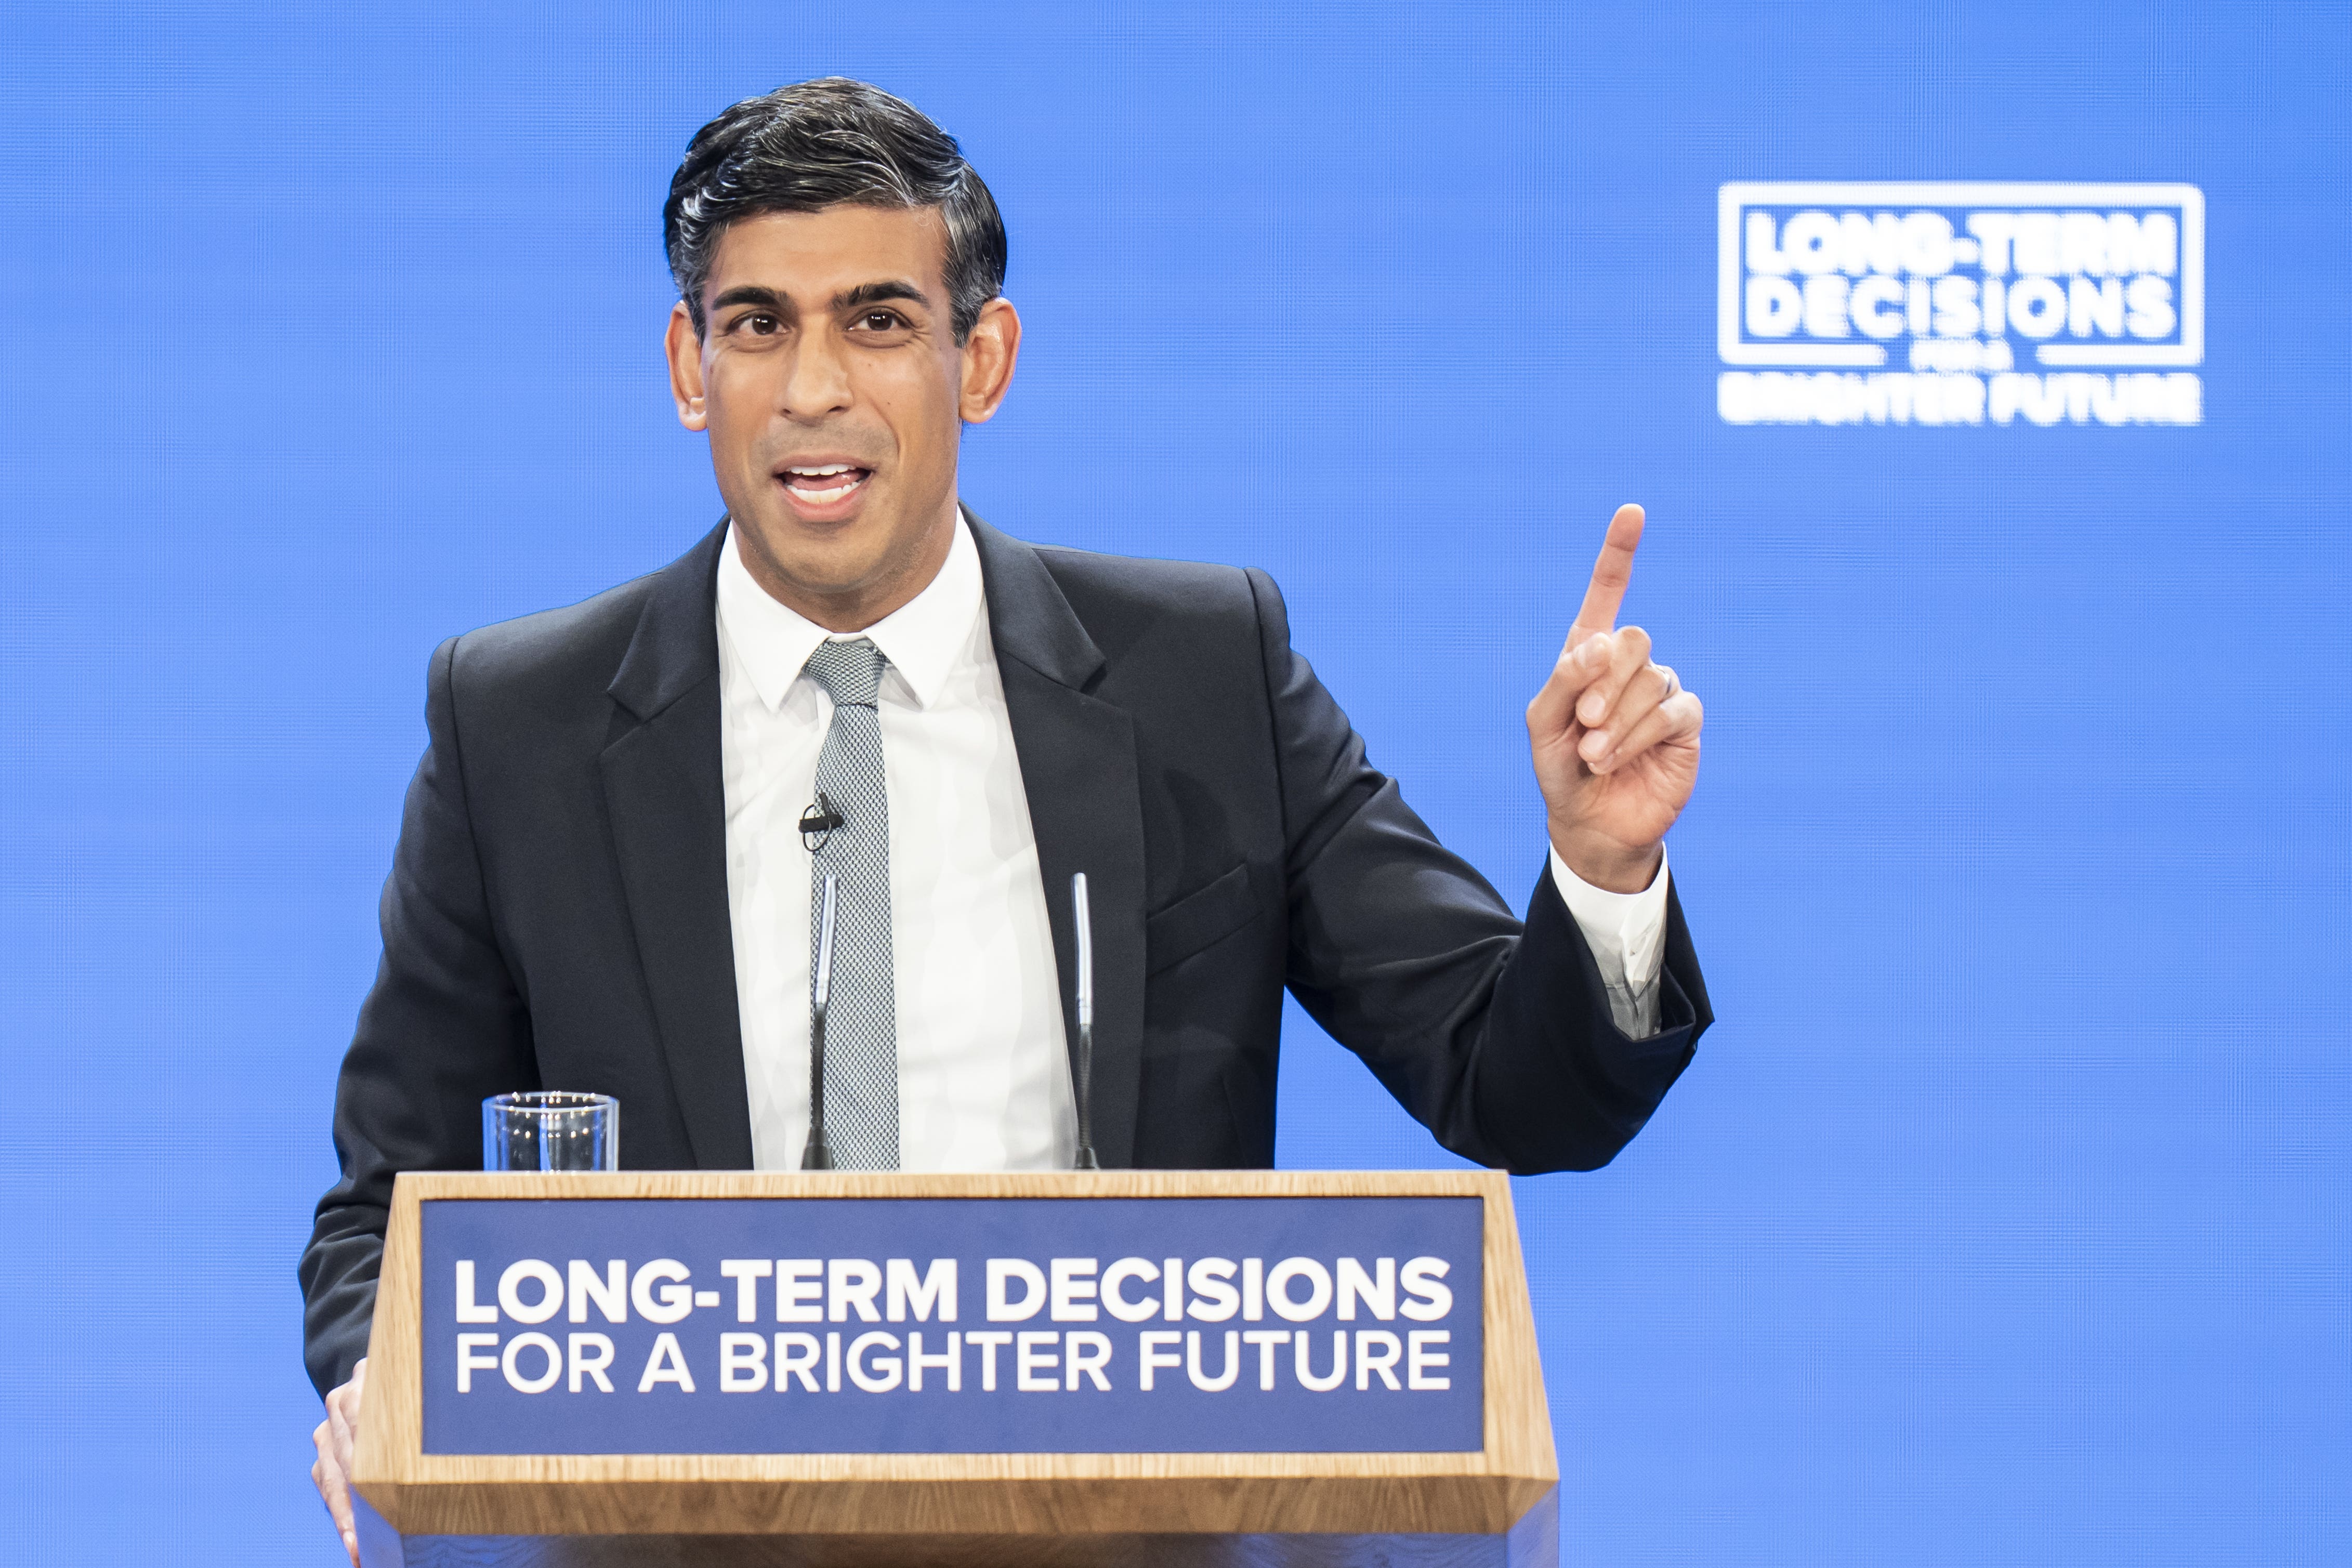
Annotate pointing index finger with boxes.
[1570,504,1646,644]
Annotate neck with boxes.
[740,497,960,634]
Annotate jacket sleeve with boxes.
[1250,568,1711,1174]
[297,635,538,1399]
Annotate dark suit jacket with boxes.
[299,513,1711,1398]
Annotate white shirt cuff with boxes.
[1547,845,1671,1037]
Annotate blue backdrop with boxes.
[2,3,2346,1563]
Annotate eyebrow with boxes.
[708,284,790,315]
[705,280,934,318]
[834,279,931,313]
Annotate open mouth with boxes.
[779,463,872,508]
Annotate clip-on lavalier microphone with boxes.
[799,792,844,853]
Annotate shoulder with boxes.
[438,566,663,705]
[429,522,724,715]
[1027,540,1274,648]
[967,515,1298,697]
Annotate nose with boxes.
[780,327,853,422]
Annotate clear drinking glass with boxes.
[482,1091,618,1172]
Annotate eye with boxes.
[855,310,904,332]
[735,312,781,336]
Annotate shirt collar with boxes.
[716,512,983,714]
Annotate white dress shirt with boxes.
[1549,845,1671,1037]
[716,516,1671,1171]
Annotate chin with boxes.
[739,516,890,592]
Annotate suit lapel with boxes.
[601,521,754,1171]
[968,513,1149,1169]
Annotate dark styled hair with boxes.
[663,78,1007,344]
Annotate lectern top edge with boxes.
[392,1168,1507,1202]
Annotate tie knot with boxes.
[804,637,885,708]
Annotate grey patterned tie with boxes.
[804,637,898,1170]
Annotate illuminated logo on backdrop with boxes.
[1716,182,2204,427]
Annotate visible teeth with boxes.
[788,464,852,476]
[791,476,864,505]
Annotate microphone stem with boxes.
[1072,872,1099,1170]
[802,1003,835,1170]
[802,875,838,1171]
[1073,1021,1099,1169]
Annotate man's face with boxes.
[666,204,1016,625]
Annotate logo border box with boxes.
[1717,181,2205,370]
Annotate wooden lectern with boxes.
[352,1169,1558,1566]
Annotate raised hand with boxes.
[1525,504,1704,892]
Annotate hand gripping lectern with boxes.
[351,1170,1559,1567]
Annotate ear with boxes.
[957,296,1022,425]
[665,301,708,430]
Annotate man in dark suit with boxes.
[305,77,1710,1560]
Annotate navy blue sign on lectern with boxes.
[423,1194,1482,1457]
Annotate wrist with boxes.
[1548,823,1663,894]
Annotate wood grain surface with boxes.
[353,1487,1561,1567]
[352,1170,1556,1540]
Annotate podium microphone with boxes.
[801,874,839,1171]
[1071,872,1100,1170]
